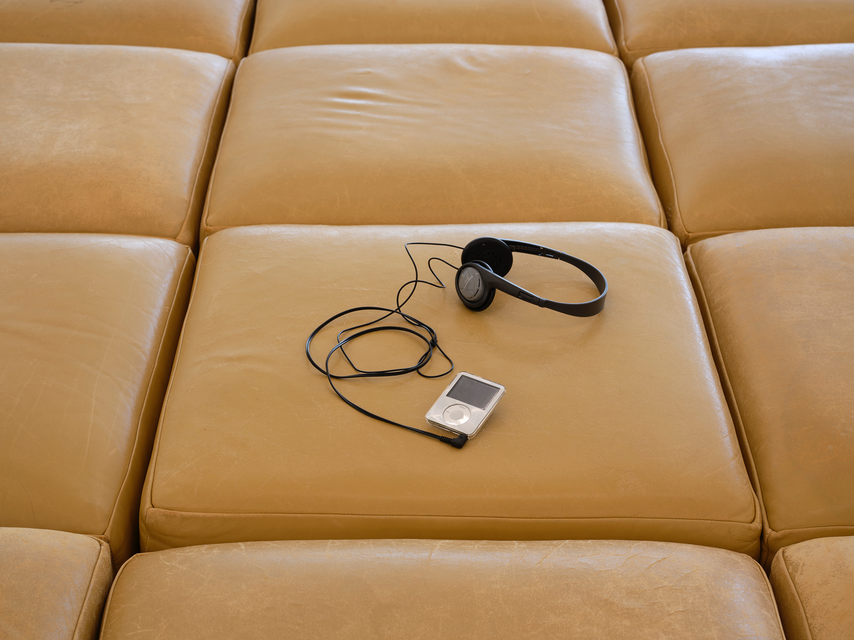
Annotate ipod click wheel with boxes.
[425,372,505,439]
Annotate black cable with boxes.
[305,243,469,449]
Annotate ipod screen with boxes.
[447,376,500,410]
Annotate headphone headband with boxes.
[456,237,608,317]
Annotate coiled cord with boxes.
[305,243,469,448]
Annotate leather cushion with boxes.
[141,223,759,555]
[632,44,854,246]
[771,536,854,640]
[201,45,663,238]
[0,43,234,246]
[686,228,854,564]
[102,539,784,639]
[0,528,112,640]
[250,0,616,54]
[0,0,254,64]
[0,234,195,566]
[604,0,854,69]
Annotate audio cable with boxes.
[305,243,469,449]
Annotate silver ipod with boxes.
[425,372,505,439]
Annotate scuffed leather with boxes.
[140,223,759,556]
[250,0,616,54]
[0,0,254,64]
[604,0,854,69]
[686,228,854,566]
[0,528,112,640]
[0,235,196,566]
[201,45,664,239]
[102,539,784,639]
[0,44,235,247]
[771,537,854,640]
[632,45,854,246]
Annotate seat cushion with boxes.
[604,0,854,69]
[686,228,854,564]
[249,0,616,54]
[0,235,195,565]
[0,43,234,246]
[771,536,854,640]
[0,0,254,64]
[0,528,112,640]
[201,45,663,238]
[102,539,784,640]
[632,45,854,246]
[140,223,759,555]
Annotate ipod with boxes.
[425,372,505,439]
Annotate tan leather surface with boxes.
[0,527,112,640]
[201,45,663,238]
[0,0,254,65]
[604,0,854,69]
[632,45,854,246]
[686,229,854,566]
[771,536,854,640]
[250,0,616,54]
[0,44,234,246]
[0,235,195,566]
[102,539,784,639]
[141,223,759,555]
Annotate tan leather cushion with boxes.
[102,540,784,640]
[0,235,195,566]
[0,44,234,247]
[686,228,854,565]
[0,0,254,65]
[771,536,854,640]
[141,223,759,555]
[633,45,854,246]
[0,528,112,640]
[201,45,663,239]
[250,0,616,54]
[604,0,854,69]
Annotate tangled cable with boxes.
[305,243,469,448]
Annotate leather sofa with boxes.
[1,0,852,638]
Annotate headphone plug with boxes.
[445,434,468,449]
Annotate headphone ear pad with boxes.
[461,237,513,277]
[456,261,497,312]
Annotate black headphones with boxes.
[455,237,608,316]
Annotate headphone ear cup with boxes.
[461,237,513,277]
[471,286,496,312]
[456,261,497,311]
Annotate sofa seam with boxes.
[230,0,254,63]
[755,557,789,640]
[780,524,854,533]
[179,58,234,247]
[778,548,815,640]
[247,0,263,56]
[71,538,111,640]
[101,246,193,561]
[618,59,666,228]
[199,60,244,243]
[610,0,628,59]
[684,227,751,246]
[97,553,142,640]
[625,45,674,58]
[684,248,767,535]
[142,239,213,551]
[145,505,760,527]
[635,59,688,238]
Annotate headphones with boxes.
[455,237,608,316]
